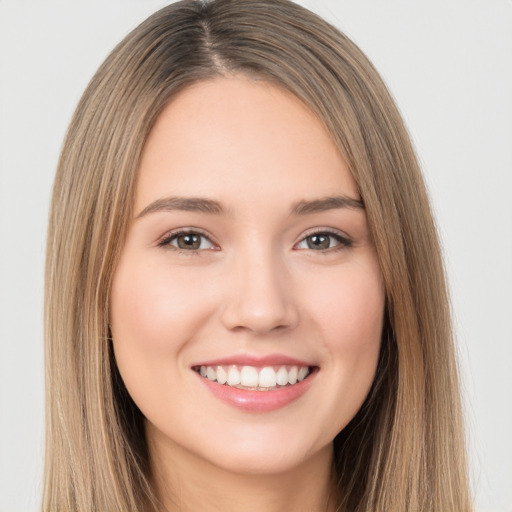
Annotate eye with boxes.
[159,230,216,251]
[295,231,352,251]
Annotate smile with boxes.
[192,355,318,412]
[194,364,311,390]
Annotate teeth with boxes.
[227,366,240,386]
[297,367,308,382]
[216,366,227,384]
[240,366,259,387]
[197,364,311,389]
[258,366,277,388]
[276,366,288,386]
[288,366,298,385]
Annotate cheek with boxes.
[110,259,212,356]
[108,255,216,416]
[307,261,385,351]
[300,259,385,430]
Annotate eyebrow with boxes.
[136,197,226,218]
[136,194,364,219]
[291,195,364,215]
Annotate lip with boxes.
[192,355,318,413]
[191,353,315,368]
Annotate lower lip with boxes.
[196,370,317,412]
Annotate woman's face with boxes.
[110,76,385,475]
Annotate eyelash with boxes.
[295,230,353,252]
[158,229,218,254]
[157,228,353,254]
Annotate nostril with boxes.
[218,260,300,334]
[219,295,299,334]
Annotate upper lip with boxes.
[191,353,316,368]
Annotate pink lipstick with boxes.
[192,354,318,412]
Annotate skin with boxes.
[110,76,385,512]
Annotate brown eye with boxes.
[295,231,352,252]
[162,231,215,251]
[176,234,201,249]
[306,234,331,250]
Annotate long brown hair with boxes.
[44,1,472,510]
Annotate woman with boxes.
[44,0,472,510]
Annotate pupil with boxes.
[308,234,329,250]
[179,234,200,249]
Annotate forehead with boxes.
[135,76,359,214]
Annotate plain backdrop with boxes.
[0,1,511,511]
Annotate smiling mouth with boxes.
[193,364,314,391]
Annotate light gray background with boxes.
[1,1,511,511]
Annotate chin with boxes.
[182,420,334,477]
[205,444,327,476]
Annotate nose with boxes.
[219,248,299,335]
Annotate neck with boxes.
[147,425,338,512]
